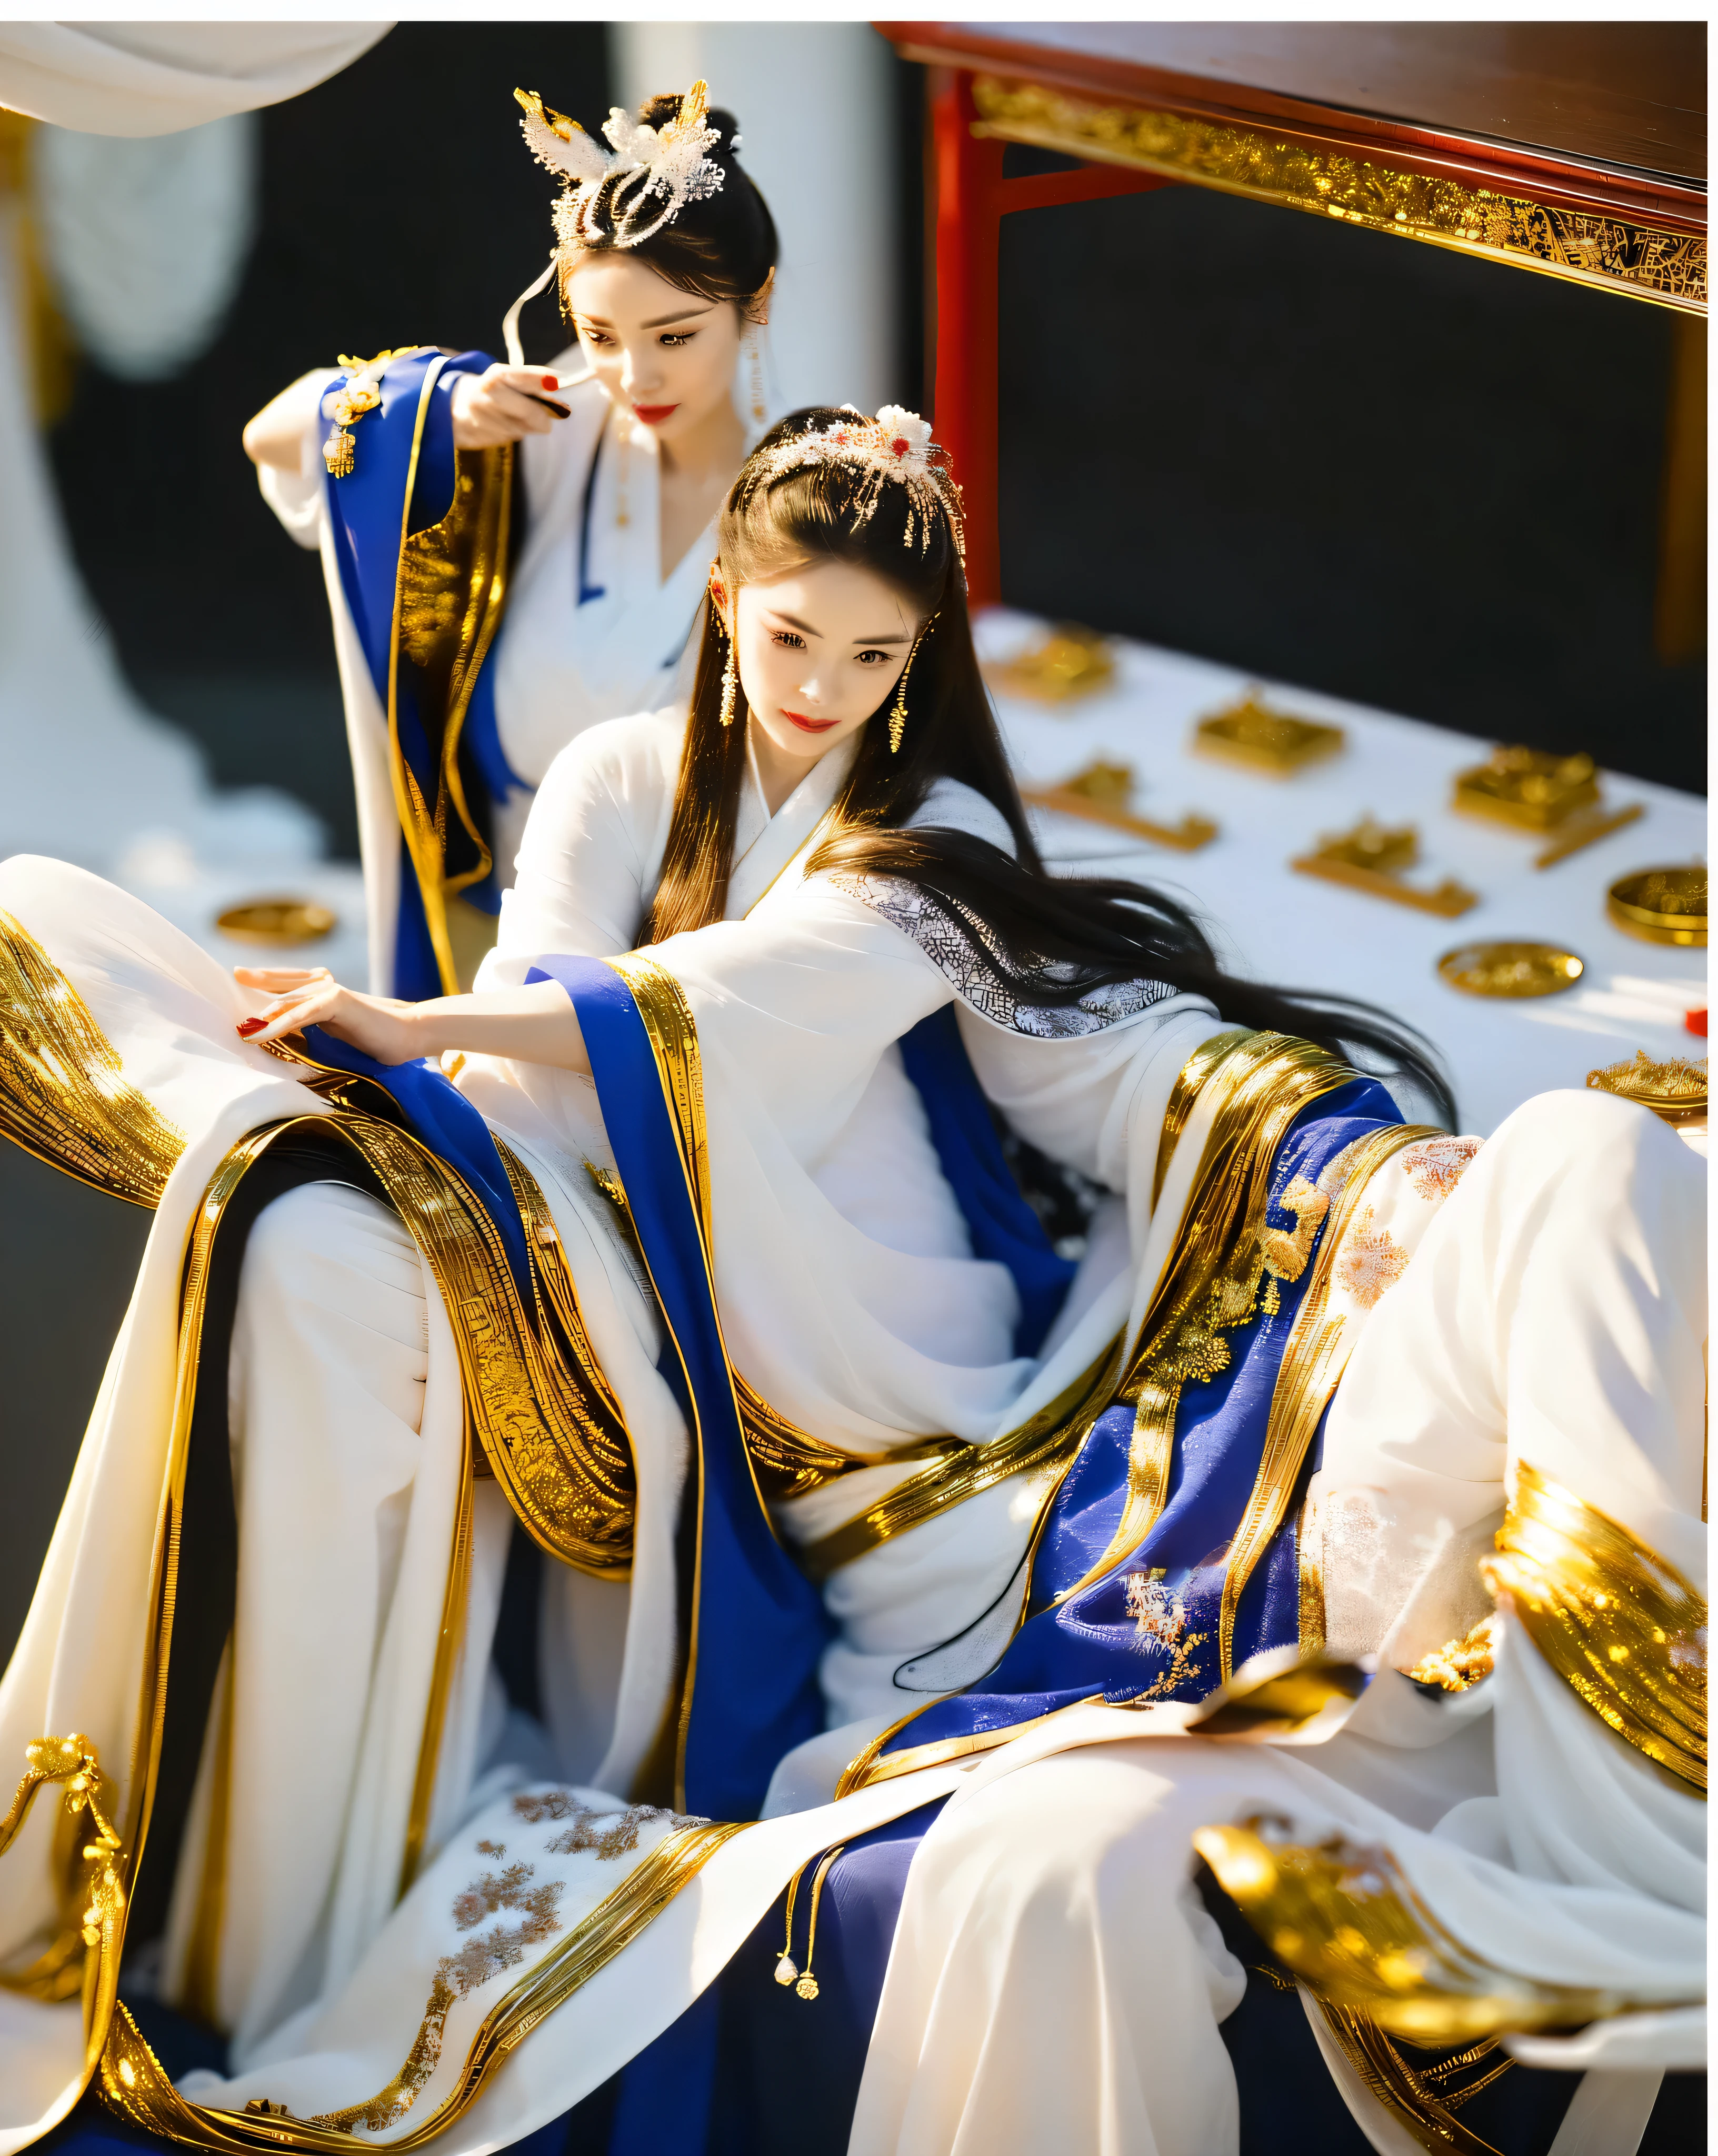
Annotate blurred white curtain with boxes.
[612,24,897,418]
[35,115,258,380]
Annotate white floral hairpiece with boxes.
[516,81,725,253]
[742,405,966,563]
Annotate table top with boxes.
[886,21,1706,188]
[978,608,1706,1137]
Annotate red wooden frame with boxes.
[930,71,1170,608]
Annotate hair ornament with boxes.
[515,81,725,252]
[742,405,966,565]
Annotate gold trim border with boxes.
[971,75,1707,316]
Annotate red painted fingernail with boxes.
[1686,1007,1706,1037]
[541,374,559,391]
[237,1017,265,1037]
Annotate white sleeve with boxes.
[255,367,337,550]
[477,710,683,984]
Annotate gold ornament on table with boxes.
[1586,1050,1707,1124]
[983,622,1116,705]
[1194,688,1345,778]
[1435,941,1584,999]
[1606,865,1706,947]
[1291,818,1477,918]
[1450,745,1645,869]
[1018,760,1217,852]
[215,900,338,947]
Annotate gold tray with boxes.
[1436,941,1584,999]
[1606,866,1706,947]
[1194,691,1344,777]
[216,899,338,947]
[1452,746,1600,832]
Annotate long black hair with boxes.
[643,408,1454,1127]
[563,91,777,322]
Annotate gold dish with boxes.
[216,899,338,947]
[1606,866,1706,947]
[1292,817,1477,918]
[1586,1050,1707,1124]
[1194,689,1344,777]
[1436,941,1584,999]
[984,623,1115,704]
[1452,745,1600,832]
[1020,760,1218,852]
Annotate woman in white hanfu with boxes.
[0,409,1702,2154]
[243,82,784,997]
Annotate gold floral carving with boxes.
[972,76,1706,314]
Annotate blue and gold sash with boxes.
[323,347,527,998]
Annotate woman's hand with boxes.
[451,365,571,448]
[234,967,424,1065]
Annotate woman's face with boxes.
[564,253,744,447]
[723,557,921,776]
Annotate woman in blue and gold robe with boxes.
[0,409,1702,2153]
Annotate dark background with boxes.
[6,24,1707,1661]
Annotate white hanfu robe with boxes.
[258,356,758,990]
[0,712,1703,2149]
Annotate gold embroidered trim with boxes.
[1058,1032,1364,1606]
[1314,2004,1514,2155]
[1404,1615,1499,1695]
[1296,1489,1326,1657]
[385,362,514,998]
[0,911,186,1205]
[397,1448,476,1900]
[0,1734,126,2067]
[971,75,1706,316]
[1484,1459,1706,1791]
[1218,1125,1435,1680]
[1194,1816,1659,2044]
[97,1820,746,2150]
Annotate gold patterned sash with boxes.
[1485,1459,1706,1792]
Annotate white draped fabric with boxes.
[0,24,391,137]
[0,710,1703,2148]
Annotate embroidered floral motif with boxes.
[1399,1135,1481,1203]
[1123,1568,1208,1698]
[833,873,1174,1037]
[513,1788,704,1857]
[1334,1207,1410,1310]
[475,1838,506,1856]
[309,1857,565,2130]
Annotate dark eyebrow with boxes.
[764,610,910,644]
[573,304,715,330]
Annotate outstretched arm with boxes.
[235,966,590,1074]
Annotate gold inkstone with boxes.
[1606,866,1706,947]
[1193,688,1345,777]
[1451,745,1600,831]
[984,623,1116,704]
[216,899,338,947]
[1436,941,1584,999]
[1586,1050,1707,1124]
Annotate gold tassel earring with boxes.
[711,572,739,726]
[746,327,767,427]
[721,638,738,727]
[888,615,936,754]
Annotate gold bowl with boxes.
[216,899,338,947]
[1606,866,1706,947]
[1436,941,1584,999]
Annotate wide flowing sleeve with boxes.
[476,707,686,982]
[253,366,337,547]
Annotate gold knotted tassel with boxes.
[772,1843,846,2001]
[720,639,738,727]
[322,426,356,477]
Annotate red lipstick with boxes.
[633,402,678,425]
[782,711,840,735]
